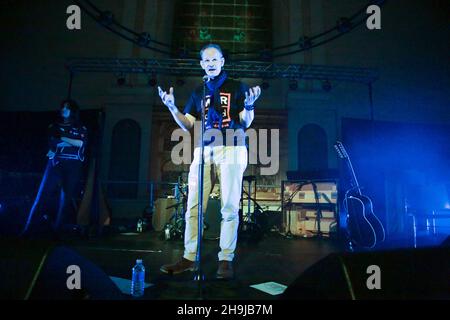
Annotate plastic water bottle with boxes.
[131,259,145,297]
[137,219,143,233]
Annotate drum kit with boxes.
[161,175,265,241]
[162,176,187,240]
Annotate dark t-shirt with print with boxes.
[48,121,88,161]
[183,78,250,146]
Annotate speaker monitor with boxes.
[0,239,123,300]
[281,246,450,299]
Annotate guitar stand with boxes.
[284,195,297,239]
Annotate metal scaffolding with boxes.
[66,58,378,84]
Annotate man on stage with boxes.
[157,43,261,279]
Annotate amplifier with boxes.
[284,209,337,237]
[283,181,338,204]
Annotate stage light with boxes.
[289,79,298,91]
[137,32,151,47]
[336,17,352,33]
[322,80,332,92]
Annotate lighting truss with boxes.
[66,58,378,84]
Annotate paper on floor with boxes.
[250,282,287,295]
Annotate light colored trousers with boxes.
[183,146,248,262]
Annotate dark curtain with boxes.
[341,118,450,237]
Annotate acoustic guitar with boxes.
[334,141,385,249]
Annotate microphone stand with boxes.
[193,76,209,291]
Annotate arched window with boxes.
[108,119,141,198]
[172,0,272,54]
[298,124,328,173]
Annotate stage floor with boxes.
[64,230,344,300]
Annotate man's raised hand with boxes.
[46,150,55,160]
[158,86,176,111]
[244,86,261,108]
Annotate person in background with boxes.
[43,99,88,236]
